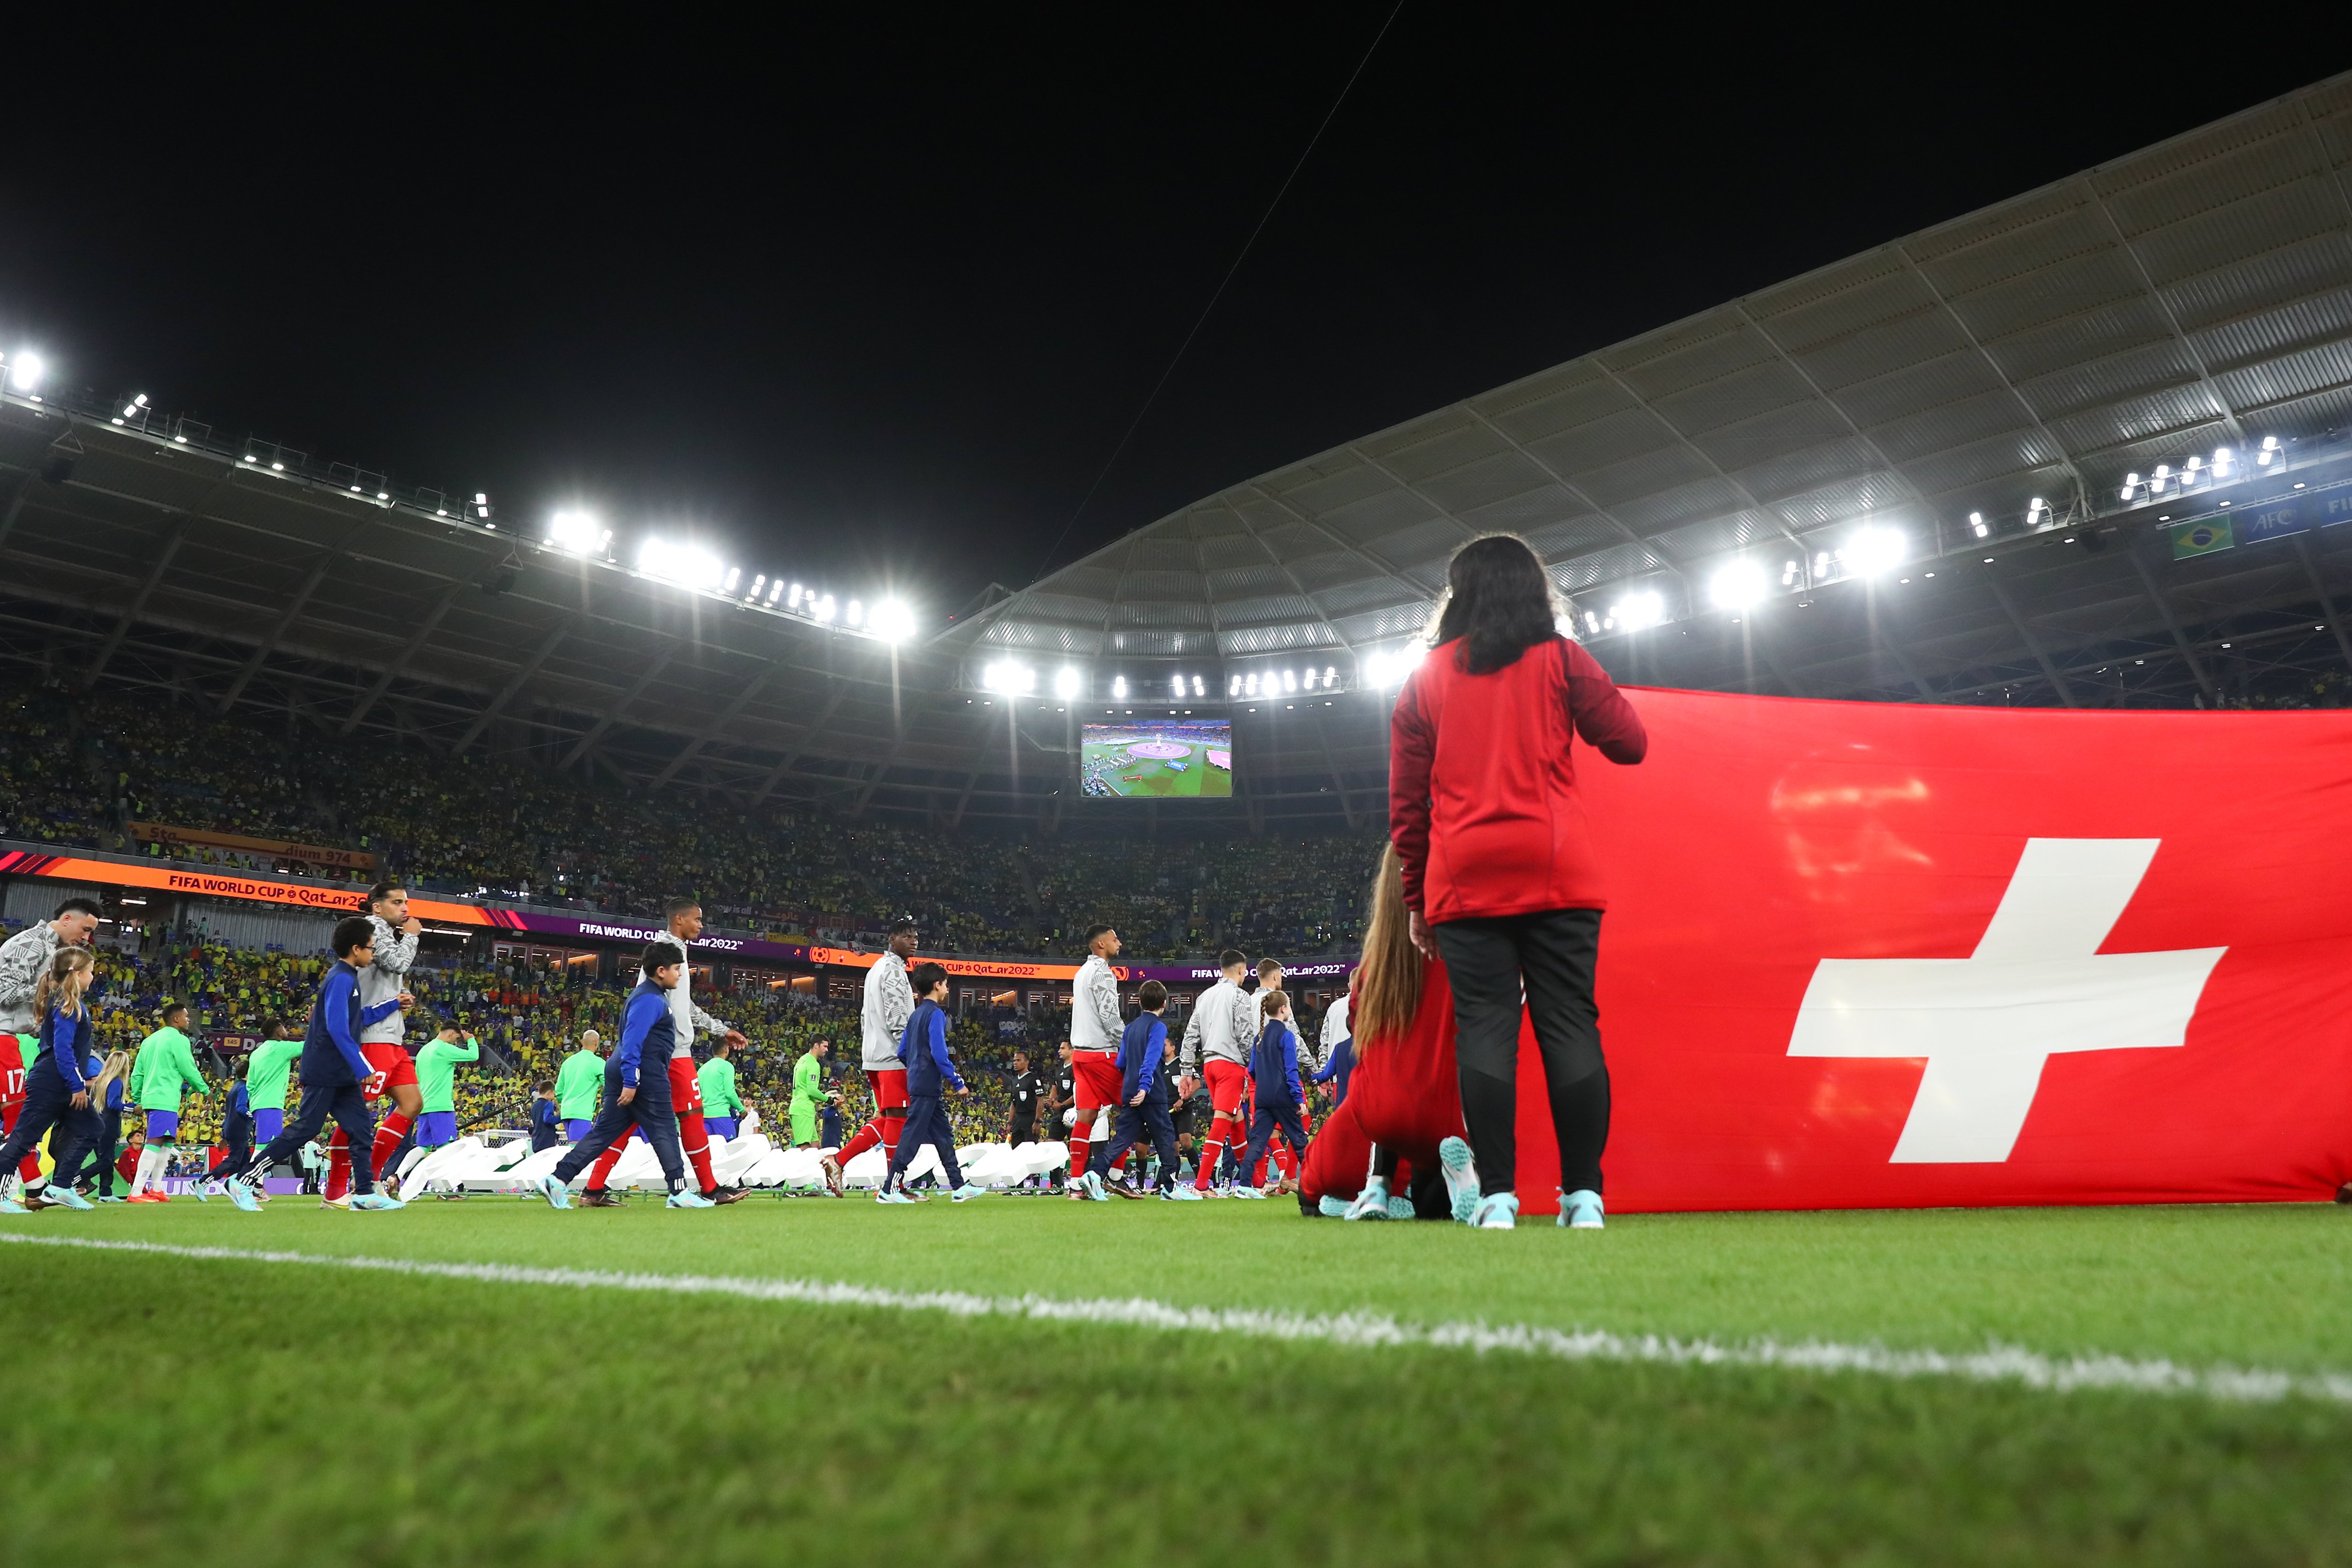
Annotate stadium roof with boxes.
[6,73,2352,832]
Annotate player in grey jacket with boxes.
[1178,948,1256,1194]
[0,898,99,1035]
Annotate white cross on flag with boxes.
[1785,838,2226,1163]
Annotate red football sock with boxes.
[877,1110,905,1159]
[836,1119,882,1163]
[1194,1134,1224,1190]
[1066,1121,1090,1182]
[19,1153,43,1183]
[1274,1143,1298,1181]
[588,1125,638,1188]
[371,1113,414,1181]
[679,1110,716,1193]
[325,1129,351,1201]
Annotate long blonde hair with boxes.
[87,1048,130,1106]
[33,947,93,1019]
[1352,844,1426,1050]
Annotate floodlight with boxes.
[1194,675,1207,696]
[766,581,784,604]
[1054,667,1081,700]
[1365,646,1423,688]
[815,595,837,622]
[1607,590,1665,631]
[1229,674,1242,696]
[1112,675,1128,700]
[724,566,742,591]
[2026,498,2047,528]
[846,599,863,627]
[1844,526,1905,579]
[1282,669,1297,692]
[7,352,41,391]
[1171,674,1185,698]
[547,511,607,555]
[1708,559,1767,610]
[2212,446,2234,479]
[872,599,916,642]
[638,537,726,590]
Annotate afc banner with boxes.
[1506,687,2352,1212]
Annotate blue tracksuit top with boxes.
[1250,1020,1302,1107]
[36,1006,91,1092]
[1117,1013,1169,1101]
[898,1000,962,1097]
[613,981,676,1088]
[302,961,403,1087]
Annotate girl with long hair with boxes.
[1388,533,1647,1229]
[0,947,101,1213]
[1298,844,1486,1221]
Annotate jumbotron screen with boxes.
[1080,719,1233,799]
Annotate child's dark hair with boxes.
[532,1080,552,1093]
[331,915,375,957]
[910,961,948,995]
[643,942,683,977]
[1138,980,1167,1011]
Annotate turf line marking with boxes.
[7,1230,2345,1405]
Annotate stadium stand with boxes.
[0,674,1382,959]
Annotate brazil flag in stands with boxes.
[2170,517,2234,558]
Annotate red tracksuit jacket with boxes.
[1389,634,1647,923]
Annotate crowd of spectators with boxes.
[0,674,1381,960]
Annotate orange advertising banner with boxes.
[808,945,1080,981]
[130,822,376,870]
[0,852,490,924]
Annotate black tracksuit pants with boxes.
[554,1070,685,1193]
[1435,906,1611,1198]
[216,1081,380,1195]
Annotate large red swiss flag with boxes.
[1506,687,2352,1212]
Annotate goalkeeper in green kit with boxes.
[790,1037,835,1148]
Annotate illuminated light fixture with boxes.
[7,351,41,391]
[1781,560,1800,587]
[980,661,1035,694]
[1585,611,1601,634]
[1321,667,1335,687]
[814,594,837,622]
[121,394,148,419]
[871,598,915,641]
[376,490,388,501]
[747,573,766,600]
[1708,559,1767,611]
[2184,455,2204,479]
[2211,446,2235,480]
[1195,675,1207,696]
[1171,674,1186,698]
[1282,669,1297,692]
[2152,464,2172,493]
[766,580,783,604]
[2258,435,2280,466]
[845,598,863,627]
[1229,674,1241,696]
[638,537,726,590]
[1244,673,1260,696]
[787,583,803,607]
[1054,667,1082,700]
[271,461,284,471]
[1813,551,1832,578]
[1112,675,1128,700]
[2026,498,2048,529]
[2119,475,2139,501]
[1845,526,1906,579]
[1971,511,1990,535]
[724,566,742,592]
[1606,589,1666,632]
[1301,669,1316,690]
[546,510,610,555]
[1364,645,1424,688]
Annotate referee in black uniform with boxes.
[1007,1050,1043,1146]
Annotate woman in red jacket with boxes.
[1388,535,1647,1230]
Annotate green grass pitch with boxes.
[6,1199,2351,1564]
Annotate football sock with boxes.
[325,1129,351,1202]
[370,1113,414,1181]
[679,1110,716,1193]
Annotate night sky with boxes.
[2,14,2340,631]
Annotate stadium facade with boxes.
[2,72,2350,841]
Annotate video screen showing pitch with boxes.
[1080,719,1233,799]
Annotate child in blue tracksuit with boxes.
[0,948,104,1213]
[1232,989,1311,1200]
[539,945,703,1209]
[216,916,410,1211]
[880,963,976,1202]
[1082,981,1198,1201]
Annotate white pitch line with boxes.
[6,1230,2346,1405]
